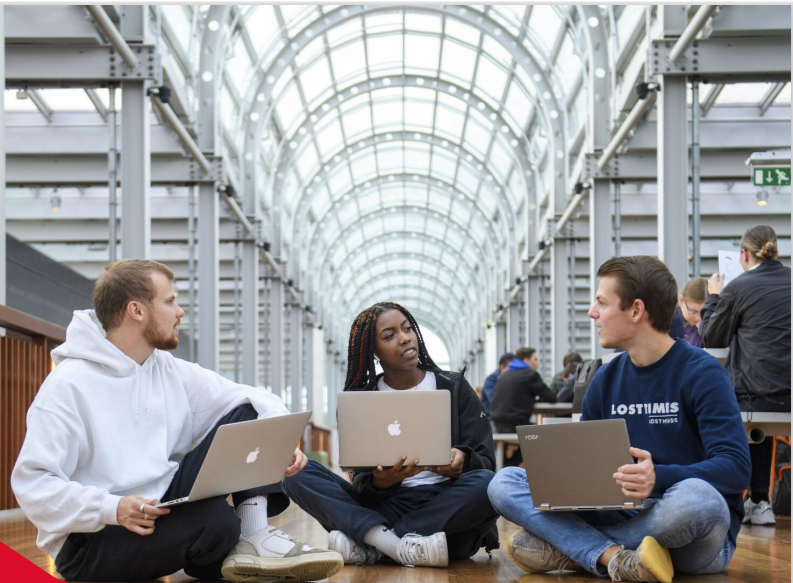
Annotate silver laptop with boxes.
[157,411,312,507]
[337,391,451,472]
[517,419,639,511]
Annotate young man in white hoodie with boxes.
[11,259,343,582]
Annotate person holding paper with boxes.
[700,225,791,526]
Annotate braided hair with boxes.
[344,301,442,391]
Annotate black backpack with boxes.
[772,438,791,516]
[572,358,603,414]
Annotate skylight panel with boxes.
[529,5,562,54]
[490,140,515,182]
[717,83,778,104]
[475,56,510,104]
[301,56,333,106]
[365,13,404,33]
[504,82,533,129]
[315,118,344,157]
[404,34,441,74]
[451,201,473,226]
[444,18,481,46]
[245,6,280,55]
[404,184,429,206]
[405,148,431,174]
[430,154,458,183]
[456,165,481,194]
[310,186,331,218]
[227,37,253,95]
[403,13,441,33]
[350,154,377,182]
[358,192,381,217]
[381,183,405,206]
[463,119,493,157]
[366,34,404,71]
[275,84,304,130]
[377,147,402,173]
[36,89,95,111]
[330,40,367,83]
[327,167,352,198]
[326,16,362,44]
[281,5,318,38]
[161,5,192,54]
[481,35,514,69]
[295,142,319,179]
[554,35,581,93]
[443,227,465,254]
[341,105,372,139]
[403,100,435,131]
[440,40,477,85]
[293,36,326,68]
[427,189,452,214]
[371,98,403,130]
[434,106,465,142]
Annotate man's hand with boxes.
[708,273,725,295]
[613,447,656,500]
[432,448,467,478]
[372,455,428,489]
[117,496,170,536]
[284,447,308,477]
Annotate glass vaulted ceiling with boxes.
[189,4,587,331]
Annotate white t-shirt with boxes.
[377,371,450,488]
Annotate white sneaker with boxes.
[396,532,448,568]
[222,525,344,581]
[328,530,382,565]
[743,499,776,526]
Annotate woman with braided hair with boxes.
[283,302,499,568]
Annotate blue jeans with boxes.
[488,468,734,577]
[283,461,499,560]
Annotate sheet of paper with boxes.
[718,250,742,287]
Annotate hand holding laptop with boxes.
[613,447,656,500]
[373,455,430,489]
[118,496,170,536]
[284,447,308,477]
[432,447,466,478]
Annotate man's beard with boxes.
[143,318,179,350]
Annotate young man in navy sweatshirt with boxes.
[487,256,751,583]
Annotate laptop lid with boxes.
[337,391,451,471]
[174,411,312,505]
[517,419,638,511]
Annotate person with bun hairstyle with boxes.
[701,225,791,526]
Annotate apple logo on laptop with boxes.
[388,420,401,436]
[246,447,260,464]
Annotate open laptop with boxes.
[337,391,451,472]
[517,419,639,511]
[157,411,312,507]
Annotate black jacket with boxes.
[490,365,557,430]
[346,368,495,500]
[700,259,791,398]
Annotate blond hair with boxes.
[93,259,175,331]
[681,278,708,303]
[741,225,778,262]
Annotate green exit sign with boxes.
[753,167,791,186]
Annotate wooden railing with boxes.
[0,304,65,511]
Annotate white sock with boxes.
[363,525,401,563]
[236,495,268,537]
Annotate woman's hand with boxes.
[372,455,428,489]
[708,273,725,295]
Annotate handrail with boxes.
[0,304,66,343]
[85,5,139,68]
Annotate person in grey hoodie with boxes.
[11,259,343,582]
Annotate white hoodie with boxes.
[11,310,289,560]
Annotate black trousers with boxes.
[282,461,499,561]
[739,393,792,496]
[55,405,289,582]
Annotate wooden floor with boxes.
[1,504,789,583]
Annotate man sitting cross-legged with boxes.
[487,256,751,583]
[11,259,343,582]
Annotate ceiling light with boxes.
[50,195,62,211]
[16,90,28,100]
[756,190,769,206]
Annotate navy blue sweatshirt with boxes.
[582,340,751,546]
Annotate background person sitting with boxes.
[669,278,708,347]
[700,225,791,526]
[480,352,515,419]
[550,351,583,392]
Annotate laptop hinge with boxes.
[623,502,637,510]
[540,503,551,510]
